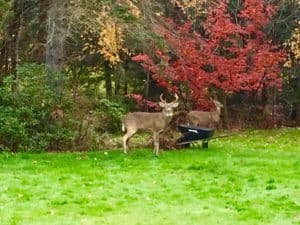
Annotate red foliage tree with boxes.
[126,93,160,111]
[132,0,286,110]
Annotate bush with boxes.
[0,63,76,152]
[94,97,129,134]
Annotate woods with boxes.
[0,0,299,151]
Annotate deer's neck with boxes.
[210,107,221,122]
[161,112,174,124]
[216,107,221,116]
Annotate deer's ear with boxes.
[217,101,223,107]
[159,102,165,107]
[213,100,223,107]
[172,102,179,107]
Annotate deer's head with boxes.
[213,99,223,109]
[159,93,179,117]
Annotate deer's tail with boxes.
[121,118,126,132]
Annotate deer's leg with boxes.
[153,132,159,156]
[123,129,136,154]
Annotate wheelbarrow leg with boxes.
[202,140,209,148]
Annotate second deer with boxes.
[186,99,223,129]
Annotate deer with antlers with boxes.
[122,94,179,156]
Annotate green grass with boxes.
[0,128,300,225]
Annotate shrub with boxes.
[94,97,129,133]
[0,63,76,152]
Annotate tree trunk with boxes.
[103,62,112,97]
[114,64,124,96]
[45,0,68,97]
[6,0,23,91]
[123,72,128,95]
[31,0,49,63]
[295,77,300,126]
[123,59,129,95]
[105,73,112,97]
[219,92,229,130]
[0,45,8,83]
[295,101,300,126]
[163,0,170,17]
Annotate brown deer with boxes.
[122,94,179,155]
[186,100,223,129]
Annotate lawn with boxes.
[0,128,299,225]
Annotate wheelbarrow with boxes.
[176,125,214,148]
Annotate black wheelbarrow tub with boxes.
[177,125,214,146]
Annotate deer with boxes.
[186,99,223,129]
[122,93,179,156]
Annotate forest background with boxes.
[0,0,299,152]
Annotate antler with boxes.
[174,93,179,102]
[160,93,166,103]
[160,93,179,103]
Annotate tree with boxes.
[133,0,286,127]
[31,0,49,63]
[0,0,22,89]
[45,0,68,98]
[0,0,12,78]
[284,20,300,124]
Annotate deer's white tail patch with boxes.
[122,119,125,132]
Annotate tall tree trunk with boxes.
[32,0,49,63]
[105,73,112,97]
[0,45,8,83]
[295,77,300,126]
[163,0,170,17]
[114,64,124,96]
[6,0,22,91]
[123,59,129,95]
[45,0,68,97]
[219,92,229,130]
[103,62,112,97]
[295,101,300,126]
[123,72,128,95]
